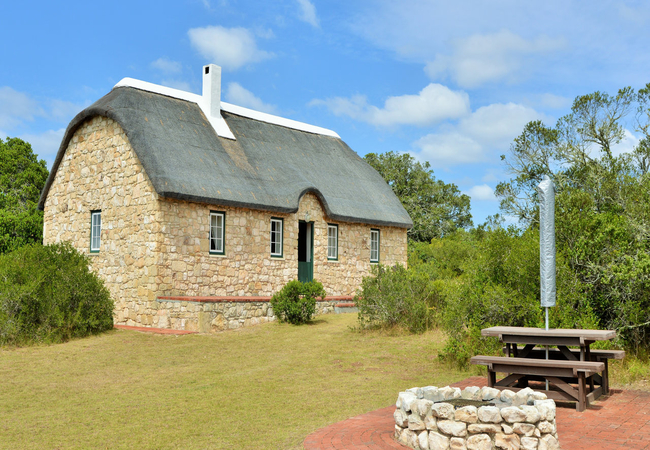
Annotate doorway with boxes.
[298,221,313,282]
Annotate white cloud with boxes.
[413,102,545,167]
[464,184,496,201]
[225,82,277,114]
[19,128,65,169]
[311,83,470,127]
[414,132,483,166]
[458,103,544,147]
[424,30,565,88]
[539,93,572,110]
[297,0,319,27]
[0,86,42,128]
[151,57,183,74]
[47,99,88,123]
[188,26,274,70]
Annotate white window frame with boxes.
[209,211,225,255]
[90,210,101,253]
[370,228,380,263]
[327,224,338,261]
[270,218,283,257]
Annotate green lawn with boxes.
[0,314,471,450]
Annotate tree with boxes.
[495,85,650,350]
[364,151,472,242]
[0,137,49,254]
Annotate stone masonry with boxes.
[42,117,408,331]
[395,386,560,450]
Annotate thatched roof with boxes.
[39,86,412,228]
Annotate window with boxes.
[370,228,380,263]
[270,218,283,257]
[90,210,101,253]
[209,211,225,255]
[327,224,338,260]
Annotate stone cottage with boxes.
[38,64,412,332]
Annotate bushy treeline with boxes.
[355,227,599,366]
[357,83,650,366]
[0,243,114,346]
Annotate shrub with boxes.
[0,242,114,345]
[354,264,441,334]
[270,279,326,325]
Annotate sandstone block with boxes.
[408,413,426,431]
[536,421,555,435]
[538,434,560,450]
[450,437,467,450]
[495,432,520,450]
[500,406,527,423]
[423,386,444,403]
[397,392,418,411]
[467,434,492,450]
[521,436,539,450]
[513,423,536,437]
[468,424,501,434]
[432,402,455,419]
[500,390,516,405]
[429,431,450,450]
[477,406,502,424]
[481,387,501,401]
[455,406,478,424]
[437,420,467,437]
[534,400,556,421]
[394,409,408,427]
[461,386,482,400]
[521,405,541,423]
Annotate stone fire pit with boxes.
[394,386,560,450]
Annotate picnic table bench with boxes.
[470,355,604,412]
[501,347,625,395]
[472,326,619,412]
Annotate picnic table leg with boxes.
[578,373,586,412]
[602,358,609,395]
[488,368,496,387]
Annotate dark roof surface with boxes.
[39,87,412,228]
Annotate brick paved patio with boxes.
[303,377,650,450]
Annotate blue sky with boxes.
[2,0,650,225]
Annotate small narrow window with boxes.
[209,211,225,255]
[270,217,283,257]
[90,210,101,253]
[327,224,338,260]
[370,228,380,263]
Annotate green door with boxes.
[298,221,313,282]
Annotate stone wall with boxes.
[156,192,408,299]
[395,386,560,450]
[42,116,408,331]
[42,116,163,326]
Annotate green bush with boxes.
[270,279,326,324]
[0,242,114,345]
[355,264,441,334]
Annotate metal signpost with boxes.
[537,175,556,390]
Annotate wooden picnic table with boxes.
[472,326,619,411]
[481,326,616,361]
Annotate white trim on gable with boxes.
[113,77,340,140]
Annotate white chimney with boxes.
[202,64,221,117]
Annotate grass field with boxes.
[0,314,471,450]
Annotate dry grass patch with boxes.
[0,313,469,449]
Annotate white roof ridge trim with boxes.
[113,77,340,139]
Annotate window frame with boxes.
[209,210,226,255]
[327,223,338,261]
[370,228,380,263]
[90,210,101,253]
[270,217,284,258]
